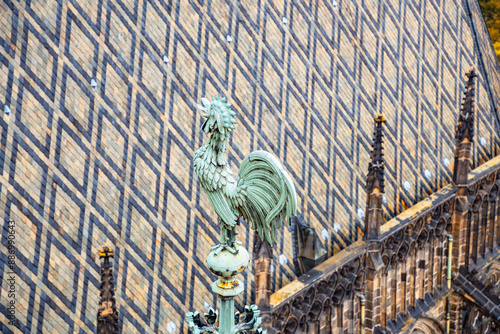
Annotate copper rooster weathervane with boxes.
[186,95,297,334]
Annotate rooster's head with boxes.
[198,95,237,135]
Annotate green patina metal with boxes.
[193,95,297,246]
[187,95,297,334]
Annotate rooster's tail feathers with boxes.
[238,151,297,243]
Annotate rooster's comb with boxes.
[198,95,237,133]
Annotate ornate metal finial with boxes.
[99,246,114,263]
[97,247,119,334]
[456,67,476,143]
[187,306,265,334]
[366,114,386,194]
[189,95,299,333]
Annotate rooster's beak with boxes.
[201,119,210,134]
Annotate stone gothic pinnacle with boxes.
[456,67,476,144]
[453,68,476,186]
[366,114,386,194]
[364,114,386,241]
[97,247,119,334]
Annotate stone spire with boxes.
[453,67,476,185]
[449,67,476,334]
[364,114,386,241]
[97,247,119,334]
[253,232,272,312]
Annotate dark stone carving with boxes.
[379,202,453,274]
[254,231,273,312]
[453,68,476,186]
[366,114,386,194]
[484,267,500,297]
[292,215,327,275]
[408,317,444,333]
[455,68,476,144]
[462,307,499,334]
[270,251,366,332]
[97,247,119,334]
[364,114,386,241]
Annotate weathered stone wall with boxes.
[0,0,499,333]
